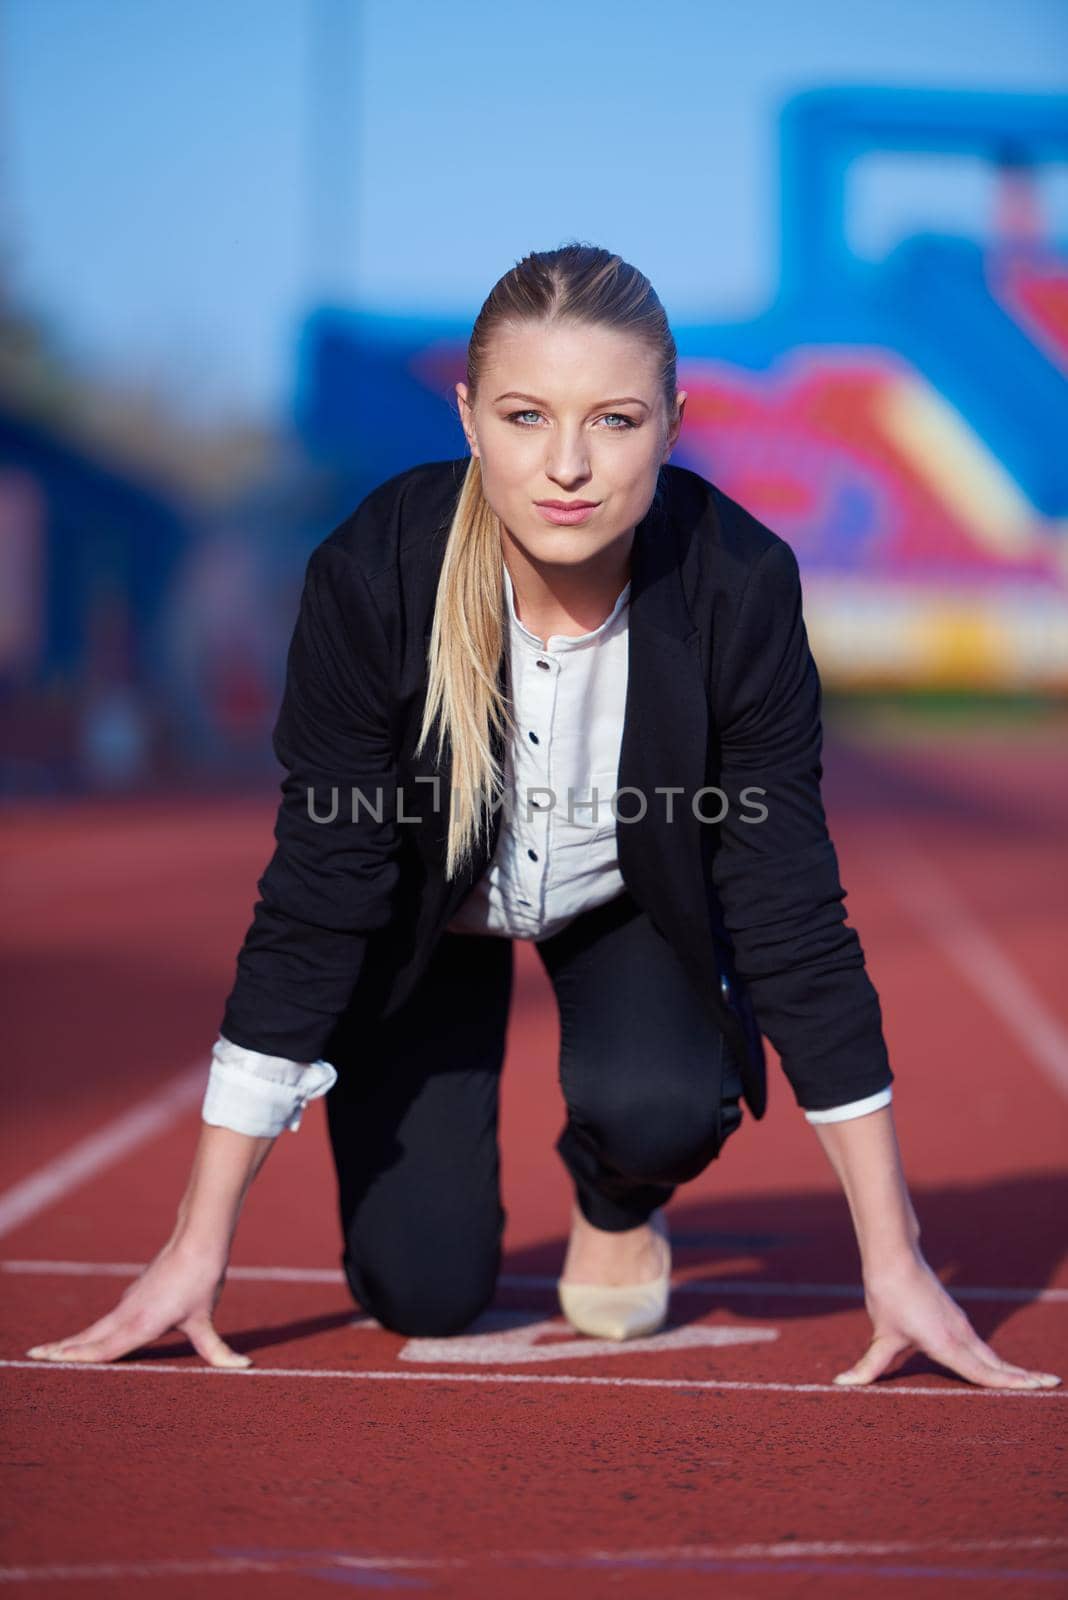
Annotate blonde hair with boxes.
[415,243,679,881]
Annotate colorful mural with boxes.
[296,87,1068,691]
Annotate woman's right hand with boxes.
[26,1235,251,1369]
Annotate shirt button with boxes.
[536,659,550,670]
[527,848,538,861]
[720,974,732,1002]
[528,731,540,744]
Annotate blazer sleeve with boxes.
[709,537,894,1112]
[219,540,404,1060]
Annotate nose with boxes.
[544,429,593,489]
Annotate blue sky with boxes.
[3,0,1066,422]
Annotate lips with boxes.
[533,501,600,526]
[535,501,600,510]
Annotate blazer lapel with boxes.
[419,617,510,920]
[619,496,766,1112]
[616,498,710,949]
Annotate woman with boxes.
[27,245,1059,1390]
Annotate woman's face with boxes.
[456,319,686,574]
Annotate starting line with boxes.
[3,1358,1064,1399]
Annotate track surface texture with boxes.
[3,704,1067,1598]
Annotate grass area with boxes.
[822,689,1068,747]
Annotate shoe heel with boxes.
[557,1207,671,1341]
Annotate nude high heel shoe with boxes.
[557,1207,671,1341]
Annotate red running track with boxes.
[2,710,1067,1598]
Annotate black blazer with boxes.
[221,457,893,1122]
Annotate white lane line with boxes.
[4,1259,1066,1303]
[0,1065,207,1240]
[2,1359,1064,1397]
[591,1537,1068,1558]
[880,818,1068,1099]
[1,1537,1065,1584]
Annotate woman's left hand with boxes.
[833,1250,1062,1390]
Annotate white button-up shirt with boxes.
[442,562,632,941]
[202,561,891,1136]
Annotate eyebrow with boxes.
[492,391,650,410]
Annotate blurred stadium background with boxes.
[0,0,1065,797]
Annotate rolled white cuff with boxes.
[803,1086,893,1124]
[201,1033,338,1137]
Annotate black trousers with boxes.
[325,887,745,1337]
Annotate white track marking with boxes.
[2,1359,1063,1397]
[0,1537,1066,1584]
[374,1312,778,1364]
[880,818,1068,1098]
[0,1065,207,1239]
[4,1258,1066,1303]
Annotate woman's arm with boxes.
[708,535,895,1114]
[29,527,400,1366]
[812,1105,1060,1390]
[707,529,1059,1390]
[26,1122,271,1368]
[220,538,404,1062]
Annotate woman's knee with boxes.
[575,1076,743,1185]
[343,1239,500,1338]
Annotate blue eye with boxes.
[505,410,637,430]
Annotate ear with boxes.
[456,382,480,458]
[663,390,687,460]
